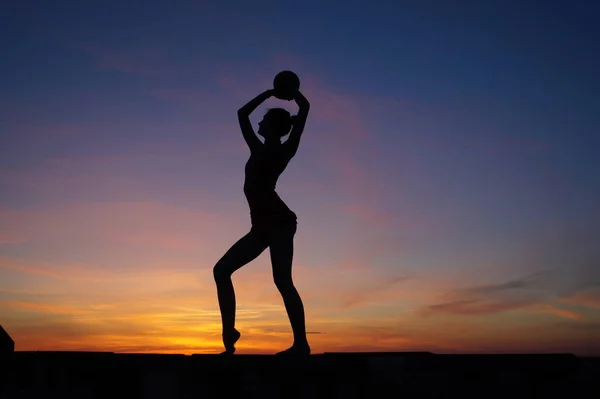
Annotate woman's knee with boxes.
[273,274,294,291]
[213,262,231,283]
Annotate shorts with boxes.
[250,220,297,244]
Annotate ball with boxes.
[273,70,300,100]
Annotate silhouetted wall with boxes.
[0,325,14,354]
[2,351,597,398]
[0,325,15,391]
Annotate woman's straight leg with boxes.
[269,224,310,354]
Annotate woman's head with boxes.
[258,108,293,140]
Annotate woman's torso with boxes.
[243,145,296,228]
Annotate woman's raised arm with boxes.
[237,89,274,152]
[284,90,310,157]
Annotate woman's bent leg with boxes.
[213,230,268,352]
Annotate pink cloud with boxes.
[560,289,600,309]
[0,254,120,282]
[0,233,22,244]
[416,299,536,317]
[0,155,149,201]
[532,303,582,320]
[0,200,245,271]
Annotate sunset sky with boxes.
[1,1,599,356]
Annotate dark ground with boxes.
[1,350,599,398]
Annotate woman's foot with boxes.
[275,342,311,357]
[220,328,241,355]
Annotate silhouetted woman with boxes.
[213,87,311,356]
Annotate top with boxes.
[243,144,297,229]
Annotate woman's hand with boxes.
[282,90,310,157]
[292,90,309,107]
[238,90,274,116]
[274,86,297,101]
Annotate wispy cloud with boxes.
[456,270,551,297]
[0,233,22,244]
[417,299,535,317]
[560,288,600,309]
[532,303,582,320]
[415,270,578,319]
[0,200,242,267]
[0,255,106,281]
